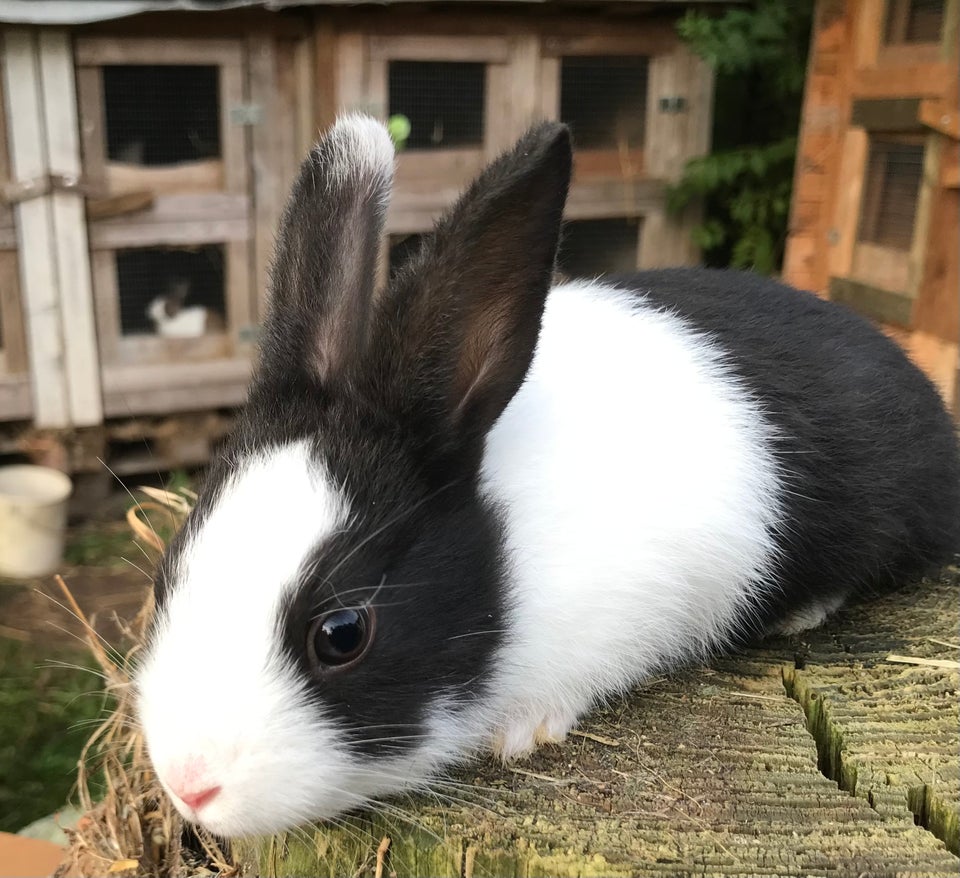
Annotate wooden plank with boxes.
[572,149,645,181]
[220,53,249,197]
[504,34,541,139]
[368,34,510,64]
[90,249,120,363]
[2,28,69,427]
[913,186,959,343]
[111,332,231,367]
[538,54,560,119]
[565,178,667,220]
[101,358,252,417]
[336,32,368,114]
[827,127,869,279]
[74,37,242,67]
[851,64,953,99]
[484,60,512,159]
[75,66,106,193]
[541,27,678,58]
[249,33,281,317]
[0,373,32,420]
[89,218,251,249]
[850,241,911,293]
[105,159,224,196]
[907,134,941,299]
[39,29,103,427]
[829,276,915,326]
[851,98,921,131]
[852,0,883,68]
[644,45,713,183]
[919,98,960,139]
[293,34,317,156]
[86,191,154,221]
[0,251,28,377]
[313,17,338,131]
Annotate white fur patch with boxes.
[478,280,785,755]
[137,441,367,835]
[316,114,395,196]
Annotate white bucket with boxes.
[0,465,73,579]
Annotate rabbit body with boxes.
[136,116,960,838]
[482,271,959,755]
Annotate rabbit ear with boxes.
[263,115,394,387]
[377,122,571,460]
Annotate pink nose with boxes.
[172,784,222,812]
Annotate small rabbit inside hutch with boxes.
[146,279,226,338]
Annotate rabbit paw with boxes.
[491,709,579,762]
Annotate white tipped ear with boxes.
[317,114,396,195]
[262,114,396,389]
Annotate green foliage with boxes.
[669,1,814,273]
[0,637,106,832]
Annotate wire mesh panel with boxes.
[116,245,226,337]
[558,218,641,278]
[885,0,944,43]
[560,56,648,150]
[388,61,485,150]
[103,65,221,165]
[858,139,924,250]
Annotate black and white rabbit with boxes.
[136,116,960,838]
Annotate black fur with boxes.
[614,268,960,636]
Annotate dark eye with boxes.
[308,607,375,672]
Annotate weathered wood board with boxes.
[236,569,960,877]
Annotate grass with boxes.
[0,636,108,833]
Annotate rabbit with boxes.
[135,115,960,839]
[146,279,226,338]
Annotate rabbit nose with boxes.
[166,758,222,812]
[175,784,222,812]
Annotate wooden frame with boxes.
[75,35,258,412]
[784,0,959,407]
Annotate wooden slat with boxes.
[829,276,914,326]
[90,249,120,363]
[852,0,883,68]
[294,34,317,156]
[919,98,960,139]
[541,27,678,58]
[75,66,106,193]
[105,159,224,196]
[913,185,959,343]
[336,32,368,114]
[0,251,28,377]
[0,374,32,420]
[644,44,713,183]
[851,98,921,131]
[101,358,251,417]
[907,133,941,300]
[313,17,338,131]
[565,178,667,220]
[850,241,911,293]
[249,33,281,316]
[851,64,954,99]
[2,28,69,427]
[75,37,243,67]
[39,30,103,426]
[368,35,510,64]
[539,54,560,119]
[827,128,869,280]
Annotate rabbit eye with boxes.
[308,607,375,672]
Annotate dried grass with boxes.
[56,488,239,878]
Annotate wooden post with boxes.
[2,28,70,427]
[38,30,103,427]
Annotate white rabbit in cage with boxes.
[146,279,225,338]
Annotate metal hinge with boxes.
[229,103,263,126]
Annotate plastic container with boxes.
[0,465,73,579]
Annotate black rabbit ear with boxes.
[376,122,572,460]
[263,115,394,387]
